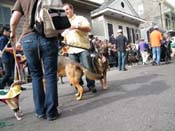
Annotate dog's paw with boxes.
[103,86,109,90]
[75,92,79,97]
[76,96,82,101]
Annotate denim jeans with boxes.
[152,47,161,65]
[69,50,95,88]
[117,51,126,70]
[21,33,58,117]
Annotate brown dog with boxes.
[91,53,109,90]
[57,56,103,100]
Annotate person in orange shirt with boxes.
[150,26,163,65]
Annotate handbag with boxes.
[42,7,71,38]
[33,0,71,38]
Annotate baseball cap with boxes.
[117,29,123,33]
[153,25,159,29]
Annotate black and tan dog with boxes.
[91,53,109,90]
[57,56,103,100]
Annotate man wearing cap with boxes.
[115,29,128,71]
[150,26,163,65]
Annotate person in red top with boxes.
[150,26,163,65]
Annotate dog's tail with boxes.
[82,68,103,80]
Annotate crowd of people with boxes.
[0,0,175,122]
[89,26,175,69]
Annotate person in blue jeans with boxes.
[10,0,60,121]
[150,26,163,66]
[115,29,128,71]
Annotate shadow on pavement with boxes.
[61,73,170,118]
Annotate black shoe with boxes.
[47,115,58,121]
[92,88,97,93]
[152,61,156,66]
[122,68,128,71]
[47,112,61,121]
[89,87,97,93]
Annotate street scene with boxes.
[1,62,175,131]
[0,0,175,131]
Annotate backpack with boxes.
[31,0,71,38]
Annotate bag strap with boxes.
[30,0,38,28]
[35,0,43,22]
[42,0,63,8]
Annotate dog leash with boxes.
[60,43,90,51]
[10,38,22,81]
[0,40,11,58]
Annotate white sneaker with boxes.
[14,112,22,120]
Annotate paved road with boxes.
[1,62,175,131]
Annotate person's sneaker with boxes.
[14,112,22,121]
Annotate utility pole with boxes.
[159,2,163,28]
[152,0,164,28]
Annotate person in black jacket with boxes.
[115,29,128,71]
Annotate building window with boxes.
[107,23,114,39]
[118,25,123,30]
[126,27,131,43]
[0,5,11,28]
[121,2,125,8]
[165,14,171,30]
[132,28,135,43]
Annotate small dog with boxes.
[0,80,25,120]
[127,55,139,65]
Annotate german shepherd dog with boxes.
[91,52,109,90]
[57,55,103,100]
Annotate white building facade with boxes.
[91,0,145,42]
